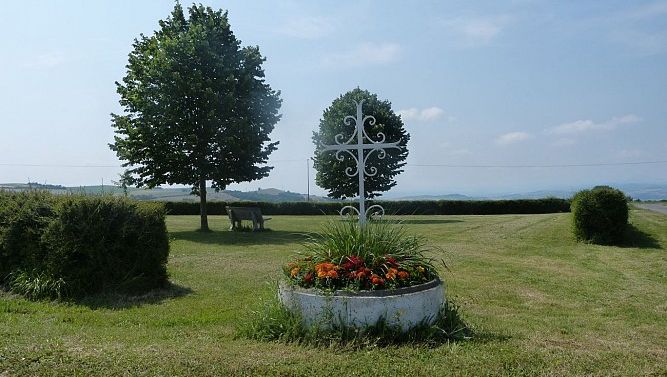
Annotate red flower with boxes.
[304,272,313,283]
[341,255,364,271]
[384,256,398,267]
[397,270,409,280]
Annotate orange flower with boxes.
[290,267,300,278]
[315,262,340,279]
[371,274,385,286]
[397,270,409,280]
[385,267,398,280]
[315,262,336,272]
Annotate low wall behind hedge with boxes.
[164,198,571,216]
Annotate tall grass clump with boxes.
[283,220,439,291]
[7,269,68,300]
[571,186,629,245]
[238,291,471,348]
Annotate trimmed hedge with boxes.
[0,191,169,299]
[163,198,571,216]
[571,186,629,244]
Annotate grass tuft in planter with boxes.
[283,220,440,291]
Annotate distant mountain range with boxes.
[0,183,335,202]
[394,184,667,201]
[1,182,666,201]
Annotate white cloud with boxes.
[607,2,667,55]
[551,138,576,147]
[613,30,667,56]
[278,16,334,39]
[25,52,65,68]
[618,149,643,158]
[448,148,472,156]
[440,15,511,45]
[398,106,445,122]
[548,114,641,135]
[439,142,471,156]
[323,42,401,67]
[495,131,531,146]
[623,1,667,20]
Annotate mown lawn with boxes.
[1,209,666,376]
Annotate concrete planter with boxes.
[278,279,445,332]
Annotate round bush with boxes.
[571,186,629,244]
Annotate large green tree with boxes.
[312,88,409,199]
[110,3,281,231]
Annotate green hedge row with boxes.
[0,191,170,299]
[164,198,571,216]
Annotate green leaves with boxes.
[110,3,281,230]
[312,88,409,199]
[571,186,629,244]
[110,3,281,192]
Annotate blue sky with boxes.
[1,0,666,196]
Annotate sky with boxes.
[1,0,666,197]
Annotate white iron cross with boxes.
[320,99,404,226]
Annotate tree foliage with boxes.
[312,88,409,199]
[110,3,281,230]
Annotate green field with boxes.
[1,210,666,376]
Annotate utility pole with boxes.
[306,158,310,202]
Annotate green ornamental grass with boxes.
[283,220,440,291]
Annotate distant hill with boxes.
[2,182,666,201]
[394,184,667,201]
[0,183,335,202]
[393,194,476,201]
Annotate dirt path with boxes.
[635,203,667,215]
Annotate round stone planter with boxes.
[278,279,445,332]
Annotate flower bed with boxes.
[284,254,436,291]
[280,220,445,332]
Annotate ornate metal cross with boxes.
[320,100,404,226]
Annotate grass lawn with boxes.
[1,209,666,376]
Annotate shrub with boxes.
[0,191,56,279]
[0,192,170,298]
[571,186,629,244]
[162,198,571,216]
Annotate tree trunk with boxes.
[199,178,210,232]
